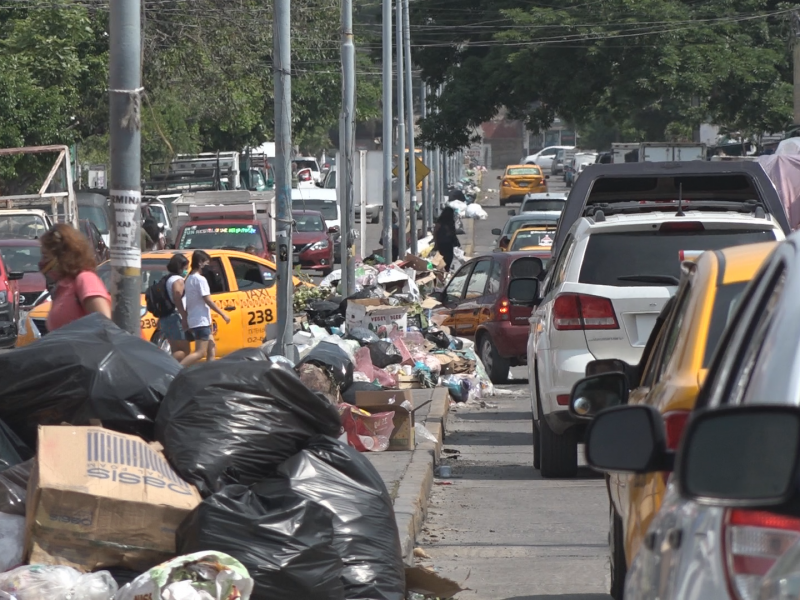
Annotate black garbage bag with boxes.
[323,313,346,329]
[297,342,354,391]
[279,436,405,600]
[0,313,180,446]
[220,347,270,362]
[0,420,31,472]
[177,483,345,600]
[425,327,450,349]
[346,327,380,346]
[341,381,383,405]
[156,361,341,496]
[339,287,382,315]
[368,340,402,369]
[0,459,32,516]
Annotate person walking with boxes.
[433,206,461,271]
[180,250,230,366]
[39,224,112,331]
[159,253,191,361]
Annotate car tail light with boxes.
[553,293,618,331]
[724,509,800,600]
[497,298,510,320]
[556,395,570,406]
[659,221,705,232]
[663,410,690,450]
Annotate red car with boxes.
[432,252,544,384]
[0,239,45,310]
[0,247,24,347]
[292,210,335,276]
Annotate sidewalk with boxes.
[365,386,449,563]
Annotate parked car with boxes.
[578,230,800,600]
[294,156,322,183]
[565,153,598,187]
[523,146,575,171]
[498,165,548,206]
[0,251,23,348]
[80,219,109,264]
[76,192,111,246]
[142,199,173,245]
[0,239,46,309]
[551,149,566,176]
[431,252,544,383]
[292,209,335,276]
[491,213,561,251]
[0,210,51,240]
[566,242,776,598]
[529,206,785,478]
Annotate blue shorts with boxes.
[159,312,185,341]
[186,326,212,342]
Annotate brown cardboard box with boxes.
[396,373,423,389]
[354,389,415,451]
[26,426,202,571]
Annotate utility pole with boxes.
[395,0,407,259]
[401,0,417,255]
[381,0,393,263]
[420,84,429,233]
[273,0,294,358]
[109,0,142,335]
[341,0,356,294]
[794,11,800,125]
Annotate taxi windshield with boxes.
[178,225,263,251]
[0,245,41,273]
[511,228,556,251]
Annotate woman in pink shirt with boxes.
[39,224,112,331]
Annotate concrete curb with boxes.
[394,386,449,564]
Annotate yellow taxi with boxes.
[498,165,547,206]
[606,242,775,595]
[505,225,556,267]
[22,249,308,357]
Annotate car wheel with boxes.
[610,505,627,600]
[150,330,172,354]
[479,334,510,384]
[499,198,506,206]
[539,413,578,478]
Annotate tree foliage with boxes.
[412,0,794,150]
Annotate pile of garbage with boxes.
[0,314,407,599]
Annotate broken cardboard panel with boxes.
[346,299,409,332]
[354,390,415,451]
[405,565,467,597]
[26,426,202,572]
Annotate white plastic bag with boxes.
[0,566,117,600]
[447,200,467,215]
[116,552,253,600]
[0,514,24,572]
[465,203,488,220]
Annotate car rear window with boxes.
[703,281,748,367]
[521,200,565,212]
[508,167,541,176]
[511,228,556,251]
[579,230,776,287]
[510,257,545,278]
[507,216,560,236]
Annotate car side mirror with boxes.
[678,405,800,509]
[585,358,631,378]
[262,270,277,289]
[491,228,502,236]
[508,210,516,216]
[586,405,673,473]
[327,226,338,234]
[7,271,23,281]
[569,372,629,419]
[507,278,539,305]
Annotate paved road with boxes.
[413,170,612,599]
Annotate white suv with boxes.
[528,208,784,477]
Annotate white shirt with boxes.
[183,272,211,328]
[166,274,183,306]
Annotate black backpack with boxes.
[145,275,176,318]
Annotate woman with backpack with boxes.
[180,250,230,366]
[157,254,191,361]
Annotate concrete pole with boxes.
[273,0,294,357]
[401,0,417,255]
[109,0,142,334]
[794,13,800,124]
[421,84,429,234]
[381,0,393,263]
[395,0,406,259]
[340,0,356,295]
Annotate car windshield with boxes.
[324,171,336,189]
[98,259,170,294]
[0,215,47,239]
[295,160,318,172]
[511,228,556,251]
[147,204,169,227]
[703,281,748,367]
[521,200,566,212]
[579,230,776,287]
[292,199,337,220]
[77,205,109,234]
[178,224,263,251]
[0,245,41,272]
[294,214,325,232]
[506,215,560,235]
[508,167,541,176]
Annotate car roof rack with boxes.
[584,199,769,219]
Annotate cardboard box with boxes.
[26,426,202,571]
[396,373,423,389]
[346,298,409,332]
[355,389,415,451]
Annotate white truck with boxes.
[326,150,384,223]
[611,142,707,163]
